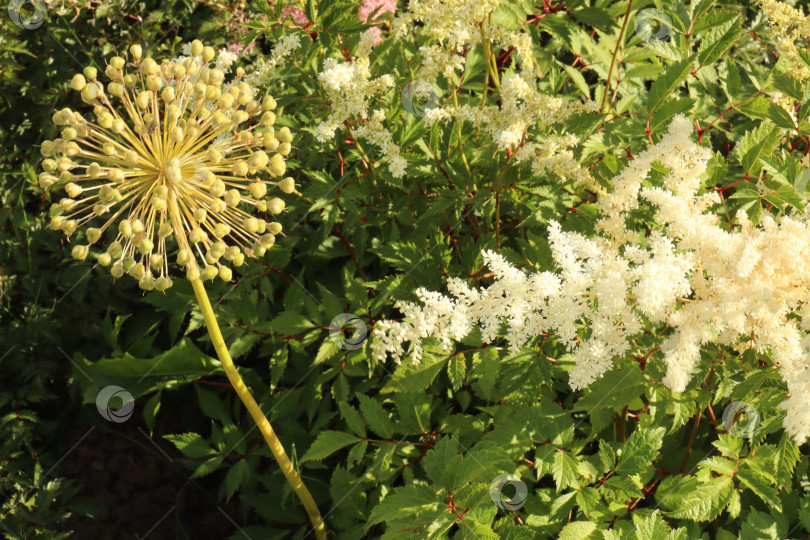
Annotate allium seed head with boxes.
[41,42,294,291]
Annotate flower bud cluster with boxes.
[41,41,298,291]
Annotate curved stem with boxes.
[190,277,327,540]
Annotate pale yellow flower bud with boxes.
[188,228,206,243]
[279,177,295,194]
[70,74,86,91]
[185,264,200,280]
[268,222,283,235]
[97,252,112,266]
[108,82,124,97]
[268,154,286,177]
[177,249,190,265]
[136,91,151,109]
[119,220,133,238]
[201,265,218,281]
[202,46,216,62]
[191,40,204,57]
[154,276,172,292]
[83,66,97,80]
[86,227,101,244]
[277,126,293,143]
[150,253,164,269]
[72,245,89,260]
[262,96,277,110]
[268,197,285,215]
[225,189,241,207]
[208,148,222,165]
[129,262,146,280]
[249,182,267,199]
[214,223,231,238]
[209,179,226,198]
[139,275,155,291]
[147,75,163,92]
[219,266,232,282]
[243,217,259,233]
[161,86,175,103]
[111,261,124,278]
[231,161,248,176]
[260,233,275,249]
[261,111,276,126]
[130,44,143,60]
[81,83,100,102]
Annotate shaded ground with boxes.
[64,420,240,539]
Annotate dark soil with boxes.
[64,420,241,539]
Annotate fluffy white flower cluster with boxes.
[246,34,302,86]
[314,32,405,177]
[394,0,597,182]
[373,115,810,444]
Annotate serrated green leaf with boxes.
[301,431,361,462]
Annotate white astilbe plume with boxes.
[395,0,598,182]
[314,32,405,177]
[374,114,810,444]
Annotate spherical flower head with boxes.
[41,42,296,292]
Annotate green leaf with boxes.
[143,391,161,436]
[697,16,740,67]
[648,57,693,113]
[224,459,250,501]
[366,485,440,531]
[301,431,361,462]
[559,521,598,539]
[355,393,394,438]
[73,338,220,403]
[552,451,579,492]
[736,468,781,511]
[338,401,367,438]
[735,123,780,174]
[774,432,800,483]
[164,432,216,459]
[657,475,733,521]
[447,354,466,390]
[381,350,449,393]
[314,339,341,365]
[195,384,229,424]
[616,428,665,476]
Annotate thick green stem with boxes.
[190,277,327,540]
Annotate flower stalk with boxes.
[190,277,326,539]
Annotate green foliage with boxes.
[4,0,810,537]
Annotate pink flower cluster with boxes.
[361,0,397,45]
